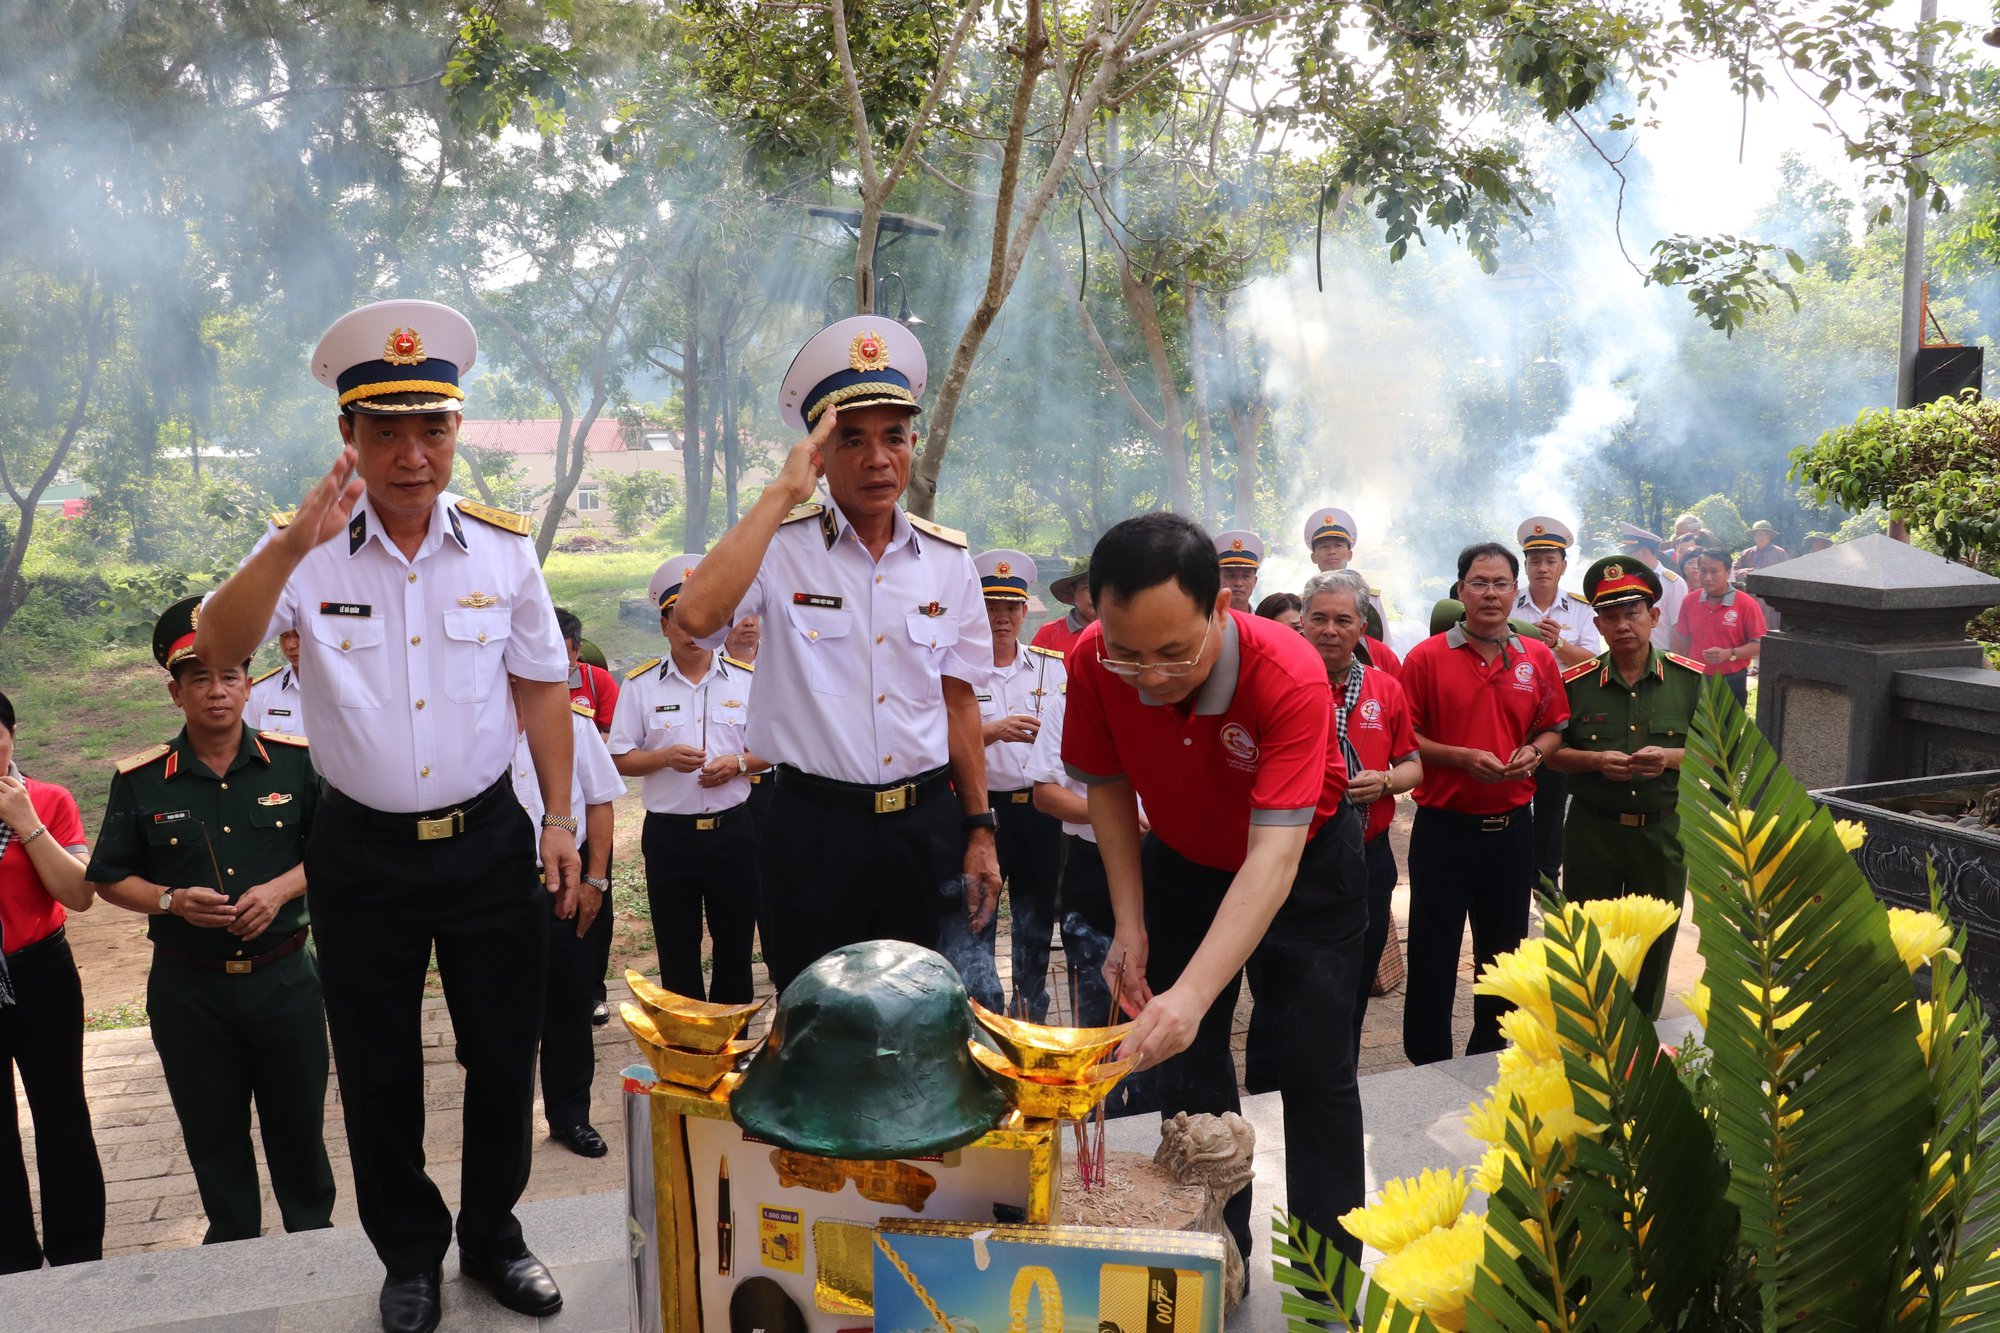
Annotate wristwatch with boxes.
[963,810,998,833]
[158,887,179,913]
[735,753,749,776]
[541,813,578,835]
[581,875,610,894]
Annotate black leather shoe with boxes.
[551,1122,608,1158]
[379,1270,441,1333]
[460,1248,563,1317]
[591,1002,611,1026]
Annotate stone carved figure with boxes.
[1155,1111,1256,1310]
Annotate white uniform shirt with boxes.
[246,667,307,737]
[606,653,756,814]
[1514,587,1602,655]
[693,498,991,785]
[979,646,1068,792]
[510,708,627,862]
[1650,564,1688,651]
[1023,684,1145,843]
[233,489,569,812]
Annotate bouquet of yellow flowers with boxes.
[1275,682,2000,1332]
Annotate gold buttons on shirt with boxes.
[877,694,886,704]
[169,836,178,846]
[478,632,487,643]
[876,634,885,644]
[222,826,231,834]
[883,755,892,765]
[808,629,820,641]
[411,635,422,645]
[227,868,236,877]
[341,639,351,650]
[421,766,431,777]
[220,783,228,791]
[408,573,418,583]
[416,699,426,710]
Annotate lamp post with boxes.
[1895,0,1940,413]
[806,205,944,320]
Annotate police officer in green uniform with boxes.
[1546,557,1706,1018]
[86,596,334,1242]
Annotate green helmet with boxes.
[577,636,608,670]
[730,941,1007,1159]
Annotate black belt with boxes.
[2,923,66,962]
[321,774,513,841]
[993,787,1033,805]
[154,926,309,976]
[774,764,952,815]
[746,773,764,786]
[1586,805,1671,828]
[1424,804,1530,833]
[647,806,749,833]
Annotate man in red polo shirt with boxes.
[1673,546,1766,710]
[1398,541,1568,1066]
[1063,513,1368,1274]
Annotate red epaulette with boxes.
[1561,660,1600,684]
[1666,653,1705,673]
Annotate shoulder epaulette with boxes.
[1368,586,1383,597]
[721,654,755,673]
[1661,567,1682,582]
[454,499,532,536]
[1666,652,1706,673]
[570,700,596,720]
[781,503,824,525]
[907,514,967,547]
[115,743,172,775]
[1561,660,1600,684]
[259,730,310,748]
[269,508,296,530]
[1027,644,1065,660]
[625,656,662,680]
[250,665,283,686]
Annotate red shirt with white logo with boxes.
[569,661,620,732]
[1400,626,1569,815]
[1674,590,1766,675]
[1062,610,1344,872]
[1361,635,1402,678]
[1341,666,1419,842]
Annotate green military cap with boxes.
[1581,556,1662,609]
[151,595,207,671]
[731,940,1007,1159]
[1803,531,1834,550]
[1750,519,1777,534]
[1049,556,1090,606]
[577,637,608,670]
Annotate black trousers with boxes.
[744,776,776,831]
[1056,835,1156,1118]
[642,810,759,1004]
[542,840,608,1128]
[0,929,104,1273]
[1532,768,1568,888]
[1721,670,1750,709]
[759,775,961,993]
[308,782,546,1278]
[1144,807,1369,1268]
[1403,804,1535,1065]
[1353,834,1398,1057]
[148,949,335,1243]
[995,795,1062,1020]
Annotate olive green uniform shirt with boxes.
[1560,648,1705,816]
[86,726,316,960]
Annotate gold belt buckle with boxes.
[416,809,465,841]
[1619,812,1646,828]
[224,959,252,975]
[1011,790,1031,804]
[695,815,720,831]
[874,783,911,815]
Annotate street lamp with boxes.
[806,205,945,322]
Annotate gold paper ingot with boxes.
[621,1003,760,1089]
[812,1219,877,1315]
[967,1040,1138,1120]
[624,969,766,1053]
[969,1001,1133,1079]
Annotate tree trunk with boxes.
[1187,279,1217,526]
[681,265,709,550]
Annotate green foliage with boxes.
[595,468,679,538]
[1685,494,1749,550]
[445,8,581,138]
[1271,1211,1366,1332]
[1647,234,1802,336]
[1791,393,2000,571]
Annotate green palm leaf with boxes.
[1679,678,1930,1330]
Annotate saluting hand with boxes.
[774,406,838,509]
[276,445,366,557]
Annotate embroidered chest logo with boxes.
[1513,661,1537,687]
[257,792,294,807]
[1358,698,1384,728]
[457,591,498,609]
[1219,722,1260,769]
[1723,609,1739,625]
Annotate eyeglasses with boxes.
[1099,617,1215,679]
[1462,579,1517,595]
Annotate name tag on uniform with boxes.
[1580,712,1608,723]
[975,693,993,702]
[152,810,190,825]
[792,592,842,609]
[320,602,371,617]
[266,708,292,717]
[655,704,680,713]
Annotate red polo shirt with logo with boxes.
[1342,665,1419,842]
[1029,612,1088,659]
[1361,635,1402,678]
[1675,590,1767,675]
[1400,626,1568,815]
[1062,610,1343,872]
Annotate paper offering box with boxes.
[871,1220,1225,1333]
[622,1066,1058,1333]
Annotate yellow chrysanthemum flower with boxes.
[1833,818,1866,852]
[1371,1212,1487,1332]
[1569,896,1681,955]
[1887,908,1954,974]
[1464,1056,1601,1156]
[1496,1008,1562,1063]
[1473,939,1556,1030]
[1472,1143,1516,1194]
[1686,981,1711,1029]
[1598,933,1650,989]
[1338,1168,1469,1256]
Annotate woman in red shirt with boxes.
[1302,571,1422,1056]
[0,690,103,1273]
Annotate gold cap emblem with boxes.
[1230,539,1245,551]
[383,327,426,366]
[1533,523,1546,535]
[1603,562,1624,579]
[995,561,1011,577]
[849,331,890,372]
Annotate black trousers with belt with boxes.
[1353,834,1398,1057]
[541,839,610,1129]
[759,768,961,993]
[0,928,104,1273]
[641,809,760,1004]
[993,792,1062,1021]
[1143,806,1369,1269]
[1403,803,1535,1066]
[1057,835,1157,1119]
[308,777,546,1278]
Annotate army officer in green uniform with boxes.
[1546,558,1706,1018]
[87,597,334,1242]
